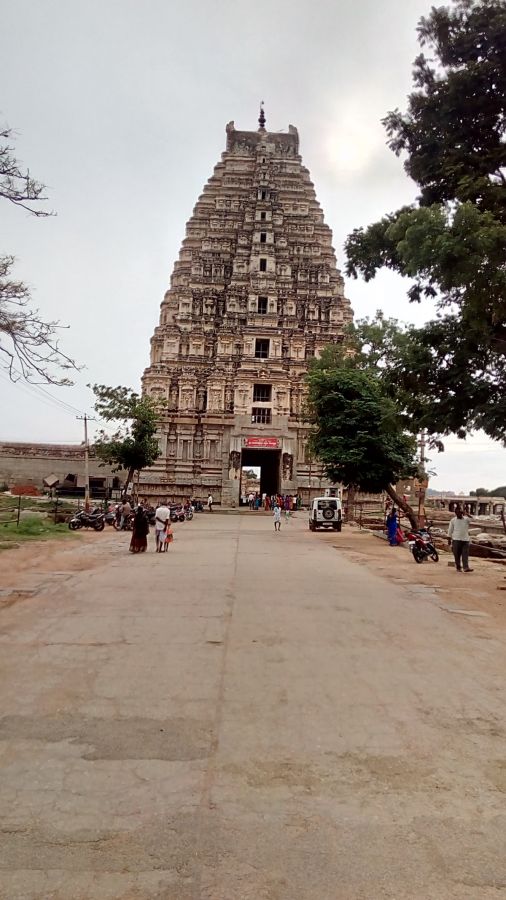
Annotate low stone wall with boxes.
[0,442,118,491]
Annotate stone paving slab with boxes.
[1,517,506,898]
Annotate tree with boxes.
[490,485,506,499]
[345,0,506,444]
[339,312,446,456]
[1,126,78,383]
[91,385,161,497]
[306,353,420,527]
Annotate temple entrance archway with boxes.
[240,449,281,500]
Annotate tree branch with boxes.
[0,255,80,384]
[0,128,53,217]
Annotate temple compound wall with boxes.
[0,442,120,493]
[140,113,353,505]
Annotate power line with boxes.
[0,370,82,417]
[0,370,118,435]
[1,370,137,456]
[0,369,82,414]
[31,383,84,416]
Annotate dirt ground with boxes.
[323,524,506,629]
[2,518,506,898]
[0,530,99,585]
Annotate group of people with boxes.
[245,492,301,512]
[386,504,474,573]
[126,500,174,555]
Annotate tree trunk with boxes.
[122,466,136,499]
[385,484,418,530]
[346,484,356,522]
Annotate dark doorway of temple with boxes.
[240,449,281,499]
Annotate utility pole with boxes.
[418,429,427,527]
[77,414,96,511]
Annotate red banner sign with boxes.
[243,437,280,450]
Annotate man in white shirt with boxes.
[154,501,170,553]
[448,507,473,573]
[207,494,213,512]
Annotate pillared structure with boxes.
[141,110,353,504]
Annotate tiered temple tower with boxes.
[140,110,353,505]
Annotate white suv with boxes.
[309,497,343,532]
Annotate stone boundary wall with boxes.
[0,442,118,490]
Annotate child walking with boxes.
[163,522,174,552]
[273,504,281,532]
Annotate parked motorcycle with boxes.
[406,526,439,563]
[68,509,105,531]
[169,505,185,523]
[113,512,134,531]
[184,505,194,521]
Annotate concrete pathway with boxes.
[1,515,506,899]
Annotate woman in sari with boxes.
[386,507,398,546]
[129,506,149,553]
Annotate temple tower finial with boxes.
[258,101,266,131]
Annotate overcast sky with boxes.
[1,0,505,494]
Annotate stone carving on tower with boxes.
[141,108,353,503]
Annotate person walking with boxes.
[129,506,149,553]
[448,507,473,572]
[119,498,132,530]
[207,493,213,513]
[115,502,123,529]
[386,507,399,546]
[273,504,281,532]
[154,500,170,552]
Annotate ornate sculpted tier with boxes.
[141,113,353,504]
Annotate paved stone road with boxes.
[1,514,506,899]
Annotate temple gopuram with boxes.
[140,108,353,504]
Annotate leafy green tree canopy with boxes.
[91,385,161,495]
[306,352,420,525]
[345,0,506,444]
[342,311,455,444]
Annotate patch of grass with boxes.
[0,497,77,531]
[0,495,34,508]
[0,495,76,510]
[0,516,77,547]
